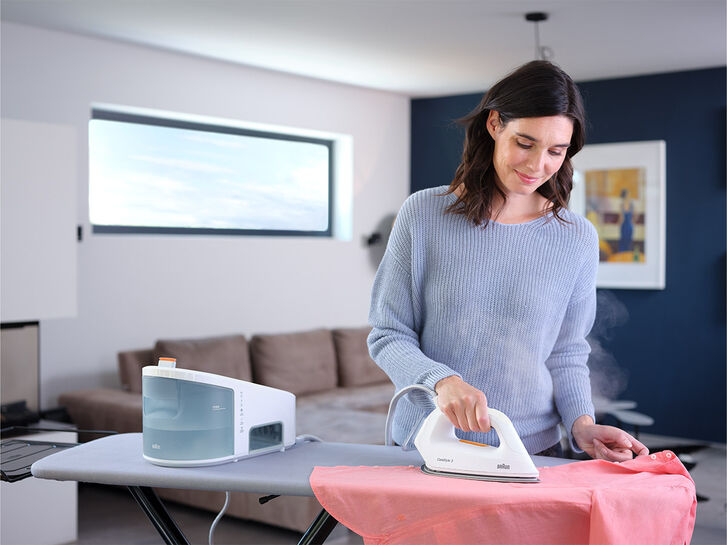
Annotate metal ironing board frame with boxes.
[30,432,570,544]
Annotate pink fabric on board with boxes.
[309,451,696,545]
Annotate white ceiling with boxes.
[2,0,725,97]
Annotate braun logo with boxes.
[436,457,453,463]
[211,404,226,411]
[497,463,510,470]
[151,443,161,450]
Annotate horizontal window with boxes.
[89,109,333,236]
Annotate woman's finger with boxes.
[451,404,472,432]
[474,400,491,433]
[627,435,649,456]
[464,404,481,433]
[594,438,634,462]
[444,400,481,433]
[440,405,461,431]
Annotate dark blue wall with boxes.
[410,67,726,443]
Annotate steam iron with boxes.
[413,406,540,483]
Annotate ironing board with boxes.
[31,433,572,544]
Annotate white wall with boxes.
[0,22,410,408]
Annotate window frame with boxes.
[90,108,335,237]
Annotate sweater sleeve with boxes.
[367,204,460,405]
[545,228,599,452]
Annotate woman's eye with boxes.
[517,142,532,150]
[548,150,564,157]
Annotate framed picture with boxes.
[570,140,666,289]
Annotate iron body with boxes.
[413,406,540,482]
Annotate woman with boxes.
[368,60,647,462]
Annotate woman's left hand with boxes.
[572,415,649,462]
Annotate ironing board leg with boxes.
[297,508,339,545]
[127,486,191,545]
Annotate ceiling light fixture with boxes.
[525,12,553,61]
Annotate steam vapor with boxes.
[587,290,630,400]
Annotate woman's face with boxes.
[487,112,573,199]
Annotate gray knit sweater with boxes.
[368,186,598,454]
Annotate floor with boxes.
[75,484,361,545]
[73,434,725,545]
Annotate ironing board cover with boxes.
[310,450,696,545]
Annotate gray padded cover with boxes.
[31,433,570,496]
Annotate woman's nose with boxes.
[527,151,547,173]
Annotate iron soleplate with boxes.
[420,464,540,483]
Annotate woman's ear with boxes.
[486,111,500,139]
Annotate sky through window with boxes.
[89,113,332,235]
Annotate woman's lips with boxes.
[515,170,540,184]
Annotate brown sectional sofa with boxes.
[58,327,395,532]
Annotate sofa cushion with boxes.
[295,384,395,444]
[296,383,395,414]
[332,327,389,387]
[249,329,337,396]
[152,335,252,381]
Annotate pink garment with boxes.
[310,451,696,545]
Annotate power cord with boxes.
[258,434,323,505]
[295,434,323,443]
[208,491,230,545]
[384,384,436,449]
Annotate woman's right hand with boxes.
[434,375,490,433]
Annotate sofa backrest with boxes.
[153,335,252,383]
[118,335,252,394]
[118,348,154,393]
[117,327,389,396]
[249,328,338,396]
[332,327,389,387]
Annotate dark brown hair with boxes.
[444,60,586,226]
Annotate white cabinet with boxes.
[1,429,78,545]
